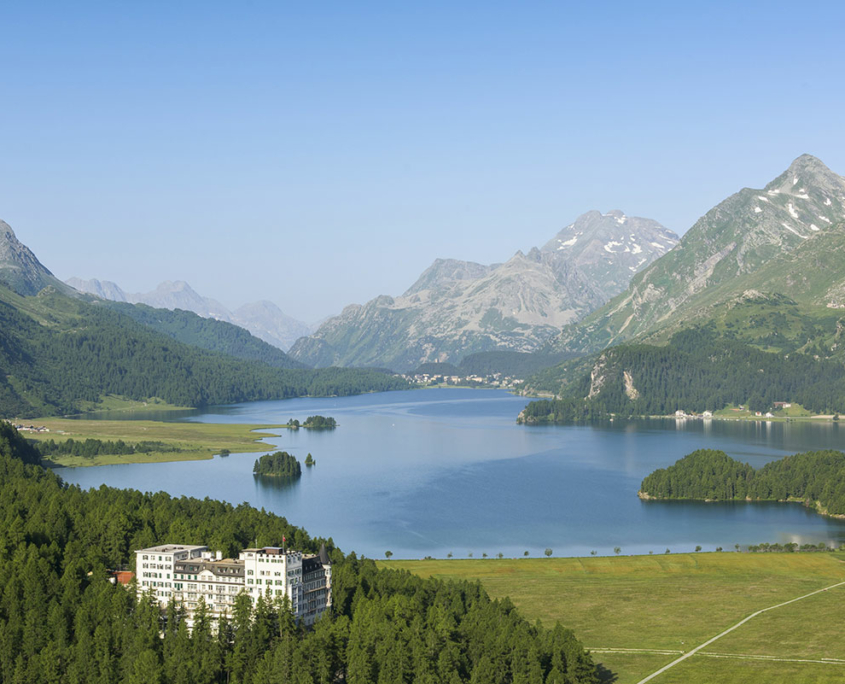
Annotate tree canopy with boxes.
[0,287,408,418]
[641,448,845,516]
[520,328,845,423]
[253,451,302,479]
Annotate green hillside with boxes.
[0,285,407,418]
[520,329,845,421]
[102,301,307,369]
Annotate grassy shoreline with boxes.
[26,418,287,467]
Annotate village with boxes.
[672,402,799,420]
[404,370,526,389]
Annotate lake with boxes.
[57,388,845,559]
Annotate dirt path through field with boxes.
[634,580,845,683]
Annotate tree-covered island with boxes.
[640,449,845,517]
[303,415,337,429]
[253,451,302,479]
[286,416,336,429]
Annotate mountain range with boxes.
[549,154,845,355]
[524,154,845,404]
[289,211,679,370]
[0,222,409,417]
[65,277,314,351]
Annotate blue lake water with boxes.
[56,388,845,559]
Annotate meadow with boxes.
[384,551,845,683]
[24,417,285,466]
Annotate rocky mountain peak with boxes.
[765,154,845,199]
[541,210,678,260]
[403,258,494,296]
[0,220,66,296]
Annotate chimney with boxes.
[216,550,222,561]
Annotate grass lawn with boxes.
[26,418,286,467]
[656,657,845,684]
[703,582,845,661]
[384,551,845,683]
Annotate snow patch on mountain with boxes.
[782,222,808,239]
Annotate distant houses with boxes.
[405,371,525,389]
[4,421,50,433]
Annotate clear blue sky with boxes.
[1,1,844,321]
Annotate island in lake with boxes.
[639,449,845,518]
[287,415,337,429]
[253,451,302,479]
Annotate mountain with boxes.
[0,220,409,417]
[104,302,308,369]
[232,300,313,351]
[551,155,845,354]
[1,221,72,296]
[65,277,128,301]
[519,329,845,424]
[289,211,678,370]
[0,282,407,418]
[66,278,313,351]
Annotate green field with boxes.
[384,552,845,683]
[25,417,286,466]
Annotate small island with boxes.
[639,449,845,518]
[253,451,302,479]
[286,416,337,430]
[303,415,337,429]
[305,453,315,467]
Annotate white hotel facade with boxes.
[135,543,332,627]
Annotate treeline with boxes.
[0,288,408,418]
[520,328,845,422]
[0,422,599,683]
[105,302,307,370]
[640,450,754,500]
[253,452,302,479]
[36,437,181,459]
[414,352,577,380]
[640,448,845,516]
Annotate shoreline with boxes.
[26,418,288,468]
[519,412,841,426]
[637,491,845,521]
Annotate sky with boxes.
[1,1,844,322]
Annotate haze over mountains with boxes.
[66,277,313,352]
[289,211,678,370]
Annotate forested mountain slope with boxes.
[520,329,845,422]
[0,285,405,418]
[103,301,307,369]
[67,278,314,352]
